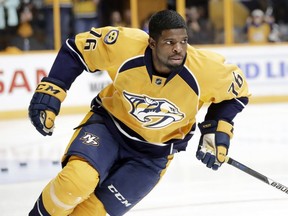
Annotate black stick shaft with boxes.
[226,157,288,195]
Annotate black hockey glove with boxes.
[28,77,67,136]
[196,120,233,170]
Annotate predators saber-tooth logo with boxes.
[123,91,184,128]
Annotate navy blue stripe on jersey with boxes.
[48,38,86,89]
[66,38,86,67]
[118,56,145,73]
[178,67,199,96]
[205,96,249,123]
[29,194,50,215]
[89,29,102,38]
[144,47,154,81]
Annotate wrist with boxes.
[42,77,67,90]
[198,120,233,139]
[35,77,67,102]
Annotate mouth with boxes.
[169,56,183,64]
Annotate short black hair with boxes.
[148,10,187,40]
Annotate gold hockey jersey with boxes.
[50,26,249,148]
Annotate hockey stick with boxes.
[225,157,288,195]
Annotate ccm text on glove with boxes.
[28,77,67,136]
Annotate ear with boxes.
[148,37,156,49]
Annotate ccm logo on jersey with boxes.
[80,132,100,146]
[123,91,184,128]
[104,30,119,44]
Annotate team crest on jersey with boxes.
[80,132,100,146]
[123,91,184,128]
[104,30,119,44]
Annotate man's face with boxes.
[149,28,188,74]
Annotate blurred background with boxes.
[1,0,288,51]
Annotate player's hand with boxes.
[196,120,233,170]
[28,77,67,136]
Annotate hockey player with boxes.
[28,10,249,215]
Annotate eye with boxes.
[165,41,173,45]
[181,39,188,44]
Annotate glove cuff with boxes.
[198,120,234,139]
[217,120,233,139]
[35,77,67,102]
[42,77,67,90]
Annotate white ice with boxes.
[1,103,288,216]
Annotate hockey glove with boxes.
[196,120,233,170]
[28,77,67,136]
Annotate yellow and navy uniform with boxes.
[49,26,249,157]
[30,26,250,216]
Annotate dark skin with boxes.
[148,28,188,75]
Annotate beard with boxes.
[166,54,186,72]
[154,50,186,73]
[167,63,184,72]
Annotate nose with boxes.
[172,43,182,53]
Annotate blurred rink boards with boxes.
[0,103,288,216]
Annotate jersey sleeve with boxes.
[196,49,250,123]
[198,50,250,103]
[47,26,148,89]
[204,97,249,124]
[73,27,112,72]
[74,26,148,80]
